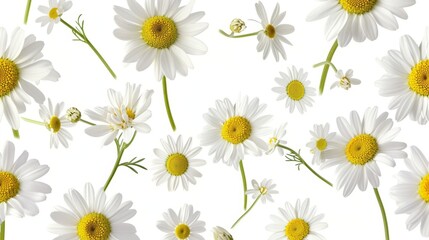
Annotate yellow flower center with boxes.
[49,116,61,133]
[339,0,377,14]
[77,212,111,240]
[166,153,189,176]
[49,7,59,19]
[265,24,276,38]
[269,137,278,145]
[0,171,20,203]
[259,186,268,195]
[221,116,252,144]
[418,174,429,202]
[345,134,378,165]
[175,223,191,239]
[316,138,327,151]
[408,60,429,96]
[285,218,310,240]
[286,80,305,101]
[126,107,135,120]
[0,58,19,98]
[141,16,178,49]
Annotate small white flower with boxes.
[330,69,361,90]
[213,226,233,240]
[36,0,72,34]
[247,179,278,204]
[306,123,336,165]
[266,122,287,155]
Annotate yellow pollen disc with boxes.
[316,138,327,151]
[259,186,268,195]
[49,7,59,19]
[286,80,305,101]
[269,137,278,145]
[265,24,276,38]
[408,60,429,96]
[345,134,378,165]
[221,116,252,144]
[141,16,178,49]
[0,171,20,203]
[126,107,136,120]
[175,224,191,239]
[418,174,429,202]
[285,218,310,240]
[0,58,19,98]
[49,116,61,133]
[339,0,377,14]
[77,212,111,240]
[166,153,189,176]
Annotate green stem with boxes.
[219,29,260,38]
[314,61,338,73]
[318,40,338,95]
[231,194,261,228]
[12,129,19,139]
[277,144,333,187]
[374,188,390,240]
[0,220,4,240]
[162,76,176,131]
[239,160,248,210]
[79,119,96,126]
[24,0,32,24]
[22,117,46,126]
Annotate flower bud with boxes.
[213,226,233,240]
[230,18,246,33]
[66,107,81,123]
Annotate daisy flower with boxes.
[213,226,233,240]
[266,122,287,155]
[157,204,205,240]
[391,146,429,237]
[50,183,138,240]
[272,66,316,113]
[255,1,294,61]
[306,123,336,165]
[153,135,205,191]
[247,179,278,204]
[330,69,361,90]
[266,199,327,240]
[200,96,271,169]
[0,27,59,131]
[36,0,72,34]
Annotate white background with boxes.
[1,0,429,239]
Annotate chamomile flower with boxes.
[306,0,415,47]
[200,96,271,169]
[255,1,294,61]
[36,0,72,34]
[0,27,59,130]
[330,69,361,90]
[153,135,205,191]
[49,183,139,240]
[39,99,73,148]
[157,204,205,240]
[114,0,208,80]
[247,179,278,204]
[266,122,287,155]
[306,123,336,165]
[323,107,407,197]
[272,66,316,113]
[266,199,327,240]
[0,141,51,223]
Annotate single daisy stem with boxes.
[231,194,261,228]
[219,29,260,38]
[0,220,5,240]
[21,117,46,126]
[79,118,96,126]
[162,76,176,131]
[24,0,32,24]
[277,144,333,187]
[374,188,390,240]
[314,61,338,73]
[239,160,248,210]
[318,40,338,95]
[12,129,19,139]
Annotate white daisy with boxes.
[0,27,60,131]
[0,141,51,223]
[36,0,73,34]
[49,183,139,240]
[114,0,208,80]
[323,107,407,197]
[39,98,73,148]
[306,0,415,47]
[306,123,336,165]
[266,198,327,240]
[266,122,287,155]
[200,96,271,169]
[330,69,361,90]
[157,204,205,240]
[153,135,205,191]
[272,66,316,114]
[255,1,294,61]
[391,146,429,237]
[247,179,278,204]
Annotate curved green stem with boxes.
[79,119,96,126]
[24,0,32,24]
[219,29,260,38]
[374,188,390,240]
[239,160,248,210]
[0,220,5,240]
[318,40,338,95]
[162,76,176,131]
[231,194,261,228]
[314,61,338,73]
[12,129,19,139]
[22,117,46,126]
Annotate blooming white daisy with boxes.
[39,98,73,148]
[247,179,278,204]
[50,183,139,240]
[306,0,415,47]
[157,204,205,240]
[272,66,316,113]
[391,146,429,237]
[153,135,205,191]
[0,141,51,223]
[114,0,208,80]
[255,1,294,61]
[266,198,327,240]
[306,123,337,165]
[0,27,59,131]
[36,0,73,34]
[323,107,407,197]
[330,69,361,90]
[200,96,271,169]
[266,122,287,155]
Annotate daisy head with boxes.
[157,204,205,240]
[200,96,271,169]
[266,198,327,240]
[247,179,278,204]
[323,107,407,197]
[255,1,294,61]
[0,27,59,130]
[213,226,233,240]
[114,0,208,80]
[306,123,336,165]
[36,0,73,34]
[0,141,51,223]
[272,66,316,113]
[330,69,361,90]
[50,183,138,240]
[307,0,415,47]
[266,122,287,155]
[153,135,205,191]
